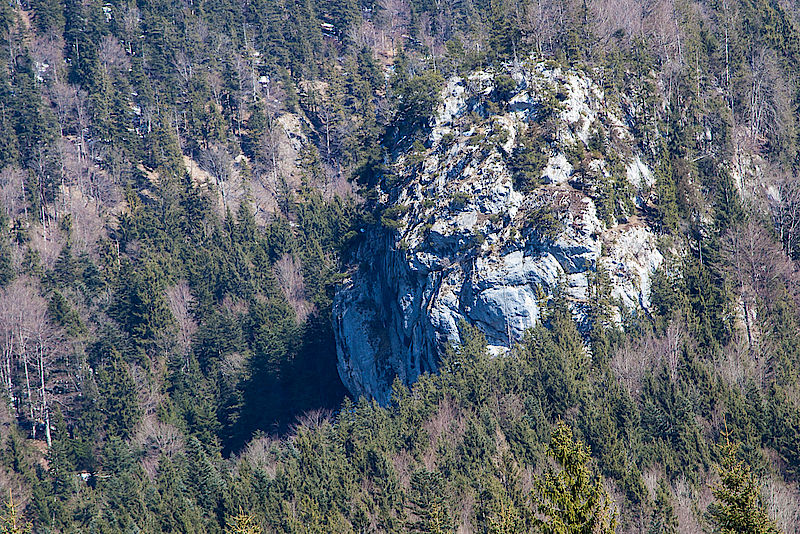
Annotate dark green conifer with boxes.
[708,440,780,534]
[533,421,617,534]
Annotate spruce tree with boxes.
[0,492,31,534]
[226,509,262,534]
[533,421,617,534]
[649,479,678,534]
[708,440,780,534]
[407,470,452,534]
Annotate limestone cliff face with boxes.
[334,62,665,403]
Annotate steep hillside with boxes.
[0,0,800,531]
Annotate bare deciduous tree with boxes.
[28,224,65,270]
[28,301,62,447]
[241,436,280,477]
[764,474,800,533]
[51,81,77,139]
[292,408,333,433]
[672,475,708,533]
[257,121,283,186]
[348,21,380,51]
[377,0,410,49]
[422,396,461,451]
[740,47,796,155]
[173,50,194,88]
[61,186,105,253]
[0,167,27,221]
[134,418,185,479]
[0,291,19,404]
[610,316,688,397]
[273,254,312,323]
[220,351,247,381]
[129,363,161,418]
[715,335,757,390]
[29,34,64,85]
[663,319,684,381]
[166,281,197,359]
[119,3,141,55]
[98,35,131,85]
[0,279,64,446]
[589,0,644,47]
[769,174,800,259]
[720,220,797,347]
[200,144,243,210]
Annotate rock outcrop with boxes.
[334,62,665,403]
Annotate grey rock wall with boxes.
[334,62,664,403]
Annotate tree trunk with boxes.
[742,286,752,349]
[38,347,51,447]
[23,357,34,440]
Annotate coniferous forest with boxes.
[0,0,799,531]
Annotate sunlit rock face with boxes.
[334,61,664,404]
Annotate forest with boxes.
[0,0,799,531]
